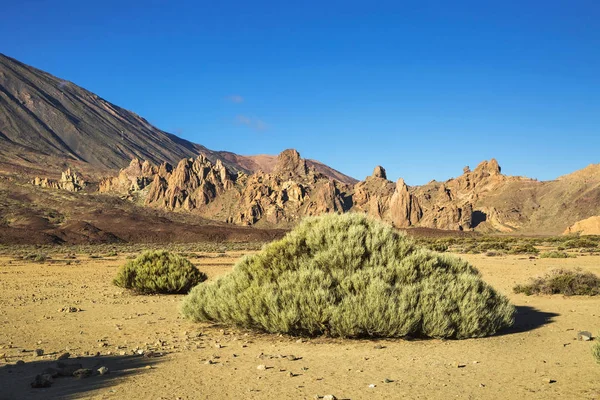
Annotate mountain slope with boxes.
[0,53,224,170]
[0,53,356,184]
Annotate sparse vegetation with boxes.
[114,250,207,294]
[593,339,600,364]
[508,243,539,255]
[558,238,598,250]
[514,269,600,296]
[539,251,575,259]
[182,213,515,339]
[23,252,49,262]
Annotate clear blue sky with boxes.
[2,1,599,184]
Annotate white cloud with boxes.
[235,115,268,132]
[226,95,244,103]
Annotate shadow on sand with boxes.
[0,353,163,400]
[497,305,559,336]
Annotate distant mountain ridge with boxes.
[0,53,356,184]
[3,53,600,236]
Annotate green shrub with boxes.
[423,241,448,252]
[593,340,600,364]
[539,251,574,259]
[477,242,510,252]
[514,269,600,296]
[181,213,514,339]
[508,243,539,254]
[114,251,207,294]
[559,238,598,250]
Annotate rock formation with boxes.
[31,168,87,192]
[99,158,162,194]
[92,151,600,233]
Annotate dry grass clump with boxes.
[23,252,49,262]
[182,213,514,339]
[114,250,206,294]
[593,340,600,364]
[513,269,600,296]
[539,251,575,259]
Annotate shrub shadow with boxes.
[497,305,559,336]
[0,354,162,400]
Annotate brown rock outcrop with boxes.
[32,168,87,192]
[389,179,422,228]
[99,158,162,193]
[372,166,387,180]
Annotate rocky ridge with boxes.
[27,149,600,234]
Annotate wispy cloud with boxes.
[226,94,244,104]
[235,115,268,132]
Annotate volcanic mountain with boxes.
[0,53,356,183]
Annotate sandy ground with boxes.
[0,251,599,400]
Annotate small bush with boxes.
[539,251,574,259]
[514,269,600,296]
[508,243,539,255]
[182,213,514,339]
[23,253,49,262]
[593,340,600,364]
[114,251,207,294]
[559,238,598,250]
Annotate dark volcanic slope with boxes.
[0,53,228,170]
[0,53,357,183]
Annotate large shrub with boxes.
[114,251,206,294]
[514,268,600,296]
[181,213,514,339]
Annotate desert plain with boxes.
[1,247,599,400]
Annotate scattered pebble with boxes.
[257,364,267,371]
[97,366,109,375]
[368,384,376,388]
[34,349,44,357]
[577,331,592,341]
[59,306,81,313]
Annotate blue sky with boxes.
[2,1,599,184]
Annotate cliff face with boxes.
[94,150,600,234]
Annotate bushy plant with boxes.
[23,253,49,262]
[514,269,600,296]
[593,339,600,364]
[539,251,574,259]
[508,243,539,255]
[426,241,448,252]
[114,251,207,294]
[182,213,514,339]
[558,238,598,250]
